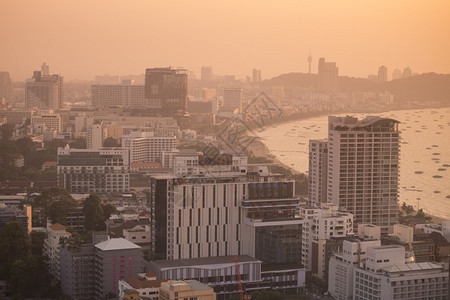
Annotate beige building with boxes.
[31,113,62,132]
[160,280,216,300]
[43,222,71,283]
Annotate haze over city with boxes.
[1,0,450,81]
[1,1,450,299]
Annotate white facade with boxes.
[87,123,103,149]
[151,165,299,261]
[353,245,449,300]
[357,224,381,240]
[329,238,381,300]
[123,225,151,245]
[57,146,130,194]
[31,113,62,132]
[308,139,328,205]
[299,203,353,271]
[91,83,145,107]
[327,116,400,235]
[122,131,176,163]
[74,114,94,132]
[43,222,70,283]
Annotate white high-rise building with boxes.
[150,164,301,263]
[87,123,104,149]
[57,146,129,194]
[329,236,381,300]
[308,139,328,206]
[353,245,448,300]
[91,81,145,107]
[122,131,175,163]
[327,116,400,235]
[299,203,353,272]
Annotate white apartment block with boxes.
[329,237,381,300]
[91,82,144,107]
[87,123,104,149]
[57,146,129,194]
[31,113,62,132]
[150,164,300,262]
[327,116,400,235]
[299,203,353,272]
[122,131,176,163]
[353,245,449,300]
[43,222,71,283]
[308,139,328,205]
[74,114,94,132]
[161,149,200,175]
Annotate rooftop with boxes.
[152,255,260,269]
[382,262,443,273]
[95,238,141,251]
[124,277,167,289]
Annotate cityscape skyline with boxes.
[1,1,450,81]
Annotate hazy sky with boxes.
[1,0,449,81]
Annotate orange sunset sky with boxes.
[1,0,449,81]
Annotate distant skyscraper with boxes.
[308,139,328,206]
[25,70,64,110]
[402,67,412,78]
[327,116,400,235]
[201,66,213,82]
[223,88,243,112]
[378,65,388,82]
[144,67,187,117]
[41,62,50,75]
[392,69,402,80]
[252,69,262,83]
[317,58,338,93]
[307,54,312,74]
[0,72,12,100]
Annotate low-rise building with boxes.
[160,280,216,300]
[57,146,130,194]
[353,245,448,300]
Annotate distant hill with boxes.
[262,72,450,103]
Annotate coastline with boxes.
[244,104,450,223]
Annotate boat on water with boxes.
[432,158,440,161]
[433,175,443,178]
[433,153,440,155]
[414,161,420,163]
[446,195,450,199]
[415,171,423,174]
[438,168,446,171]
[443,164,450,167]
[432,145,439,147]
[434,190,441,194]
[426,147,431,149]
[415,130,421,132]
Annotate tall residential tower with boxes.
[327,116,400,235]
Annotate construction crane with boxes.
[234,257,250,300]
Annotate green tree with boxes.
[15,136,34,158]
[0,123,14,140]
[103,137,120,147]
[103,203,118,219]
[83,194,105,231]
[30,231,47,256]
[0,222,31,280]
[34,187,76,225]
[69,137,87,149]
